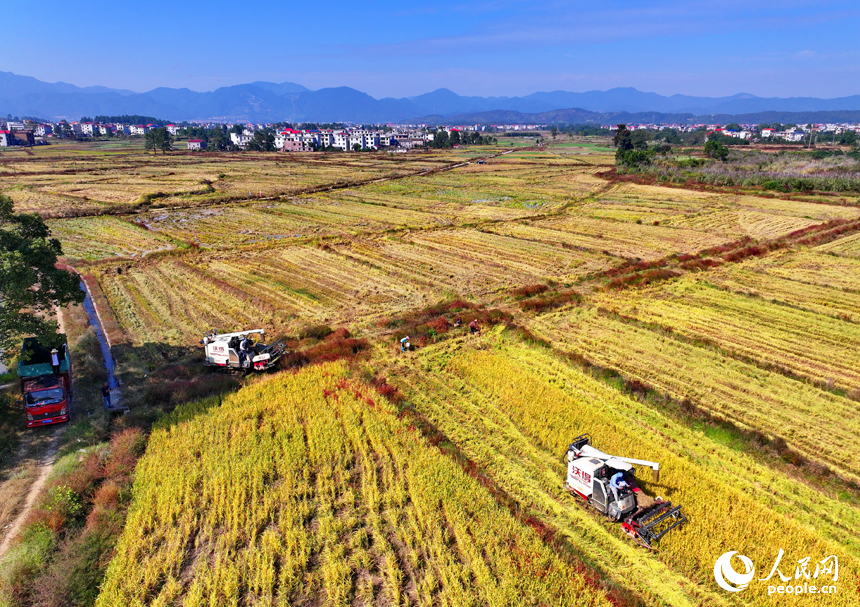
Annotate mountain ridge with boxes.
[3,71,860,123]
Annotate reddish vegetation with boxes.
[606,269,681,290]
[519,290,582,312]
[382,299,513,349]
[509,283,549,298]
[281,328,370,369]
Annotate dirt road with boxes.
[0,424,64,559]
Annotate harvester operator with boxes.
[610,471,629,502]
[240,336,253,368]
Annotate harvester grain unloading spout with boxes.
[563,434,686,548]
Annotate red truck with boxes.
[17,337,72,428]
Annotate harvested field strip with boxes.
[48,216,179,260]
[97,363,611,607]
[96,263,258,344]
[704,265,860,322]
[408,229,615,283]
[4,151,461,215]
[404,336,857,606]
[597,280,860,389]
[529,307,860,484]
[662,209,819,238]
[487,218,728,260]
[814,231,860,257]
[755,250,860,292]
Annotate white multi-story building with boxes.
[230,132,252,148]
[166,124,180,135]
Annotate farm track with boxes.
[0,426,64,560]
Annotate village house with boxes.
[13,130,35,145]
[230,132,252,148]
[187,139,207,150]
[0,130,16,146]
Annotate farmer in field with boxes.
[102,382,112,410]
[469,319,479,335]
[50,348,60,376]
[400,336,411,352]
[454,316,462,328]
[610,471,629,502]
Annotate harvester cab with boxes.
[564,434,687,548]
[202,329,286,372]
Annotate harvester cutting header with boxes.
[564,434,686,548]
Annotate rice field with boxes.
[399,334,858,606]
[592,278,860,390]
[13,142,860,605]
[0,145,463,215]
[97,362,611,607]
[530,306,860,482]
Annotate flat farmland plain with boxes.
[1,141,465,216]
[6,140,860,605]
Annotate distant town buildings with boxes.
[1,114,858,150]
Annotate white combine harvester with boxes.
[564,434,686,548]
[202,329,286,372]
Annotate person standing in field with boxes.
[469,319,479,334]
[102,382,112,409]
[50,348,60,376]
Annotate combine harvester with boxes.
[564,434,687,548]
[202,329,286,373]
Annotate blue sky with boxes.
[3,0,859,98]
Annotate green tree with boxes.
[724,123,742,131]
[550,126,558,139]
[613,124,633,151]
[247,130,276,151]
[0,194,84,362]
[210,128,228,151]
[450,130,461,145]
[630,129,651,150]
[838,130,857,145]
[617,148,656,168]
[144,128,172,154]
[352,143,362,152]
[430,130,449,148]
[704,139,730,161]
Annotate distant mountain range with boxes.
[3,71,860,124]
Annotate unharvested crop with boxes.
[97,362,611,607]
